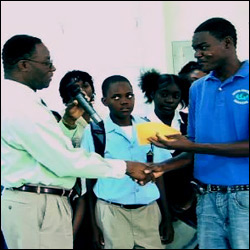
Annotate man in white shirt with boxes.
[1,34,155,249]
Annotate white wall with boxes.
[1,1,166,117]
[2,1,249,117]
[163,1,249,73]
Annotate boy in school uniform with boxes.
[81,75,174,249]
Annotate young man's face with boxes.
[192,31,228,72]
[102,81,135,120]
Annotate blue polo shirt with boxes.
[81,115,172,205]
[188,60,249,185]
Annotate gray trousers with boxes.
[1,190,73,249]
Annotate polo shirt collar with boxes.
[205,60,249,84]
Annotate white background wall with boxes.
[1,1,249,118]
[163,1,249,73]
[1,1,167,117]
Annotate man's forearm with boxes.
[156,177,172,220]
[187,141,249,157]
[158,152,194,173]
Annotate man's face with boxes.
[192,31,228,72]
[26,43,56,90]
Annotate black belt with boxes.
[7,185,73,197]
[191,180,249,195]
[99,198,146,209]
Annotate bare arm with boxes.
[149,134,249,157]
[156,177,174,244]
[72,195,87,241]
[149,152,194,179]
[185,140,249,157]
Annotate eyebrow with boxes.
[111,92,134,96]
[192,42,207,49]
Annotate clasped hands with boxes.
[126,161,165,185]
[127,133,192,185]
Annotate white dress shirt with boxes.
[1,79,126,189]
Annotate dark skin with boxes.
[65,81,155,247]
[102,81,135,126]
[151,81,185,240]
[86,80,173,246]
[62,80,94,128]
[149,31,249,177]
[5,43,56,91]
[59,80,95,242]
[154,82,182,126]
[188,69,207,83]
[6,41,158,246]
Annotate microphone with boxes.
[66,78,103,124]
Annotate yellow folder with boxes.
[136,122,181,145]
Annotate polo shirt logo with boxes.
[232,89,249,104]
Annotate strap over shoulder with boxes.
[90,121,106,157]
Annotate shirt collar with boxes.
[148,109,184,130]
[105,115,136,133]
[3,79,50,108]
[205,60,249,83]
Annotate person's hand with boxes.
[125,161,155,185]
[159,218,174,244]
[148,133,194,150]
[147,163,165,179]
[63,90,92,123]
[64,100,85,121]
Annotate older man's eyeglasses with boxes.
[24,59,54,69]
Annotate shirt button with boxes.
[8,205,12,210]
[218,87,223,91]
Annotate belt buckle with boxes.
[37,185,41,194]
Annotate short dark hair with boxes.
[102,75,131,97]
[59,70,95,104]
[139,69,188,108]
[2,34,42,73]
[194,17,237,48]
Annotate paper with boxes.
[136,122,181,145]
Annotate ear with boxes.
[101,97,108,106]
[224,36,234,49]
[16,60,29,72]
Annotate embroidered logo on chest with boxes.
[232,89,249,104]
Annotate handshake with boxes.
[125,161,165,185]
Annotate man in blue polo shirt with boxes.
[149,17,249,249]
